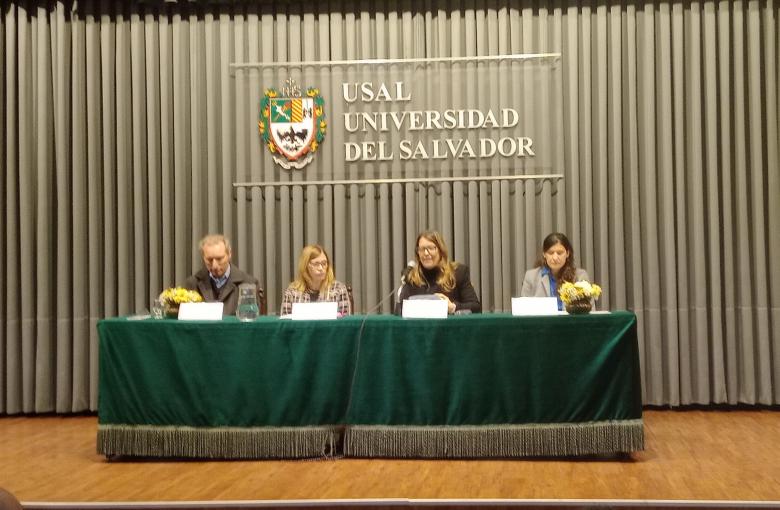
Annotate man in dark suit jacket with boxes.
[184,234,262,317]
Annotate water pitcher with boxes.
[236,283,259,321]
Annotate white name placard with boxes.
[178,302,224,321]
[511,297,560,316]
[402,298,449,319]
[291,301,339,320]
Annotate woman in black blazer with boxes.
[397,230,481,315]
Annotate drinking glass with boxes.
[151,299,165,320]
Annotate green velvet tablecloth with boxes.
[97,312,643,459]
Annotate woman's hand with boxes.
[435,293,456,314]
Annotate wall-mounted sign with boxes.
[243,55,562,180]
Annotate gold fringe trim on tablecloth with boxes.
[97,424,340,459]
[343,419,644,458]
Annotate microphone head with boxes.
[401,260,417,283]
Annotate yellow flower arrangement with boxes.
[558,280,602,305]
[158,287,204,307]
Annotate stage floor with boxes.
[1,410,779,506]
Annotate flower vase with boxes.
[164,304,180,319]
[565,298,592,314]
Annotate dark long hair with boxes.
[536,232,577,283]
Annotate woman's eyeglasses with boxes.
[308,260,328,268]
[417,245,438,254]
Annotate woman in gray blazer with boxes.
[521,232,590,310]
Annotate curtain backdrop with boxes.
[2,0,778,413]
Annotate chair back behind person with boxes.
[347,284,354,314]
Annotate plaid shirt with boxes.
[280,280,352,316]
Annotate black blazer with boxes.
[396,263,481,315]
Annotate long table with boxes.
[97,312,643,459]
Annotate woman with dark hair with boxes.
[397,230,481,315]
[281,244,352,316]
[521,232,590,310]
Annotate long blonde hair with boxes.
[291,244,336,293]
[408,231,457,292]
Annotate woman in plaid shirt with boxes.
[280,244,352,316]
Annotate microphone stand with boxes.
[364,287,400,315]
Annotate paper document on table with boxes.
[178,302,224,320]
[402,298,448,319]
[291,301,338,320]
[511,297,559,316]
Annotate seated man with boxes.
[184,234,262,317]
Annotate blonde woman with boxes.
[396,230,481,315]
[280,244,352,316]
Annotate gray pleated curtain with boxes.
[1,0,778,414]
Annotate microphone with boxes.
[400,260,417,284]
[397,260,417,304]
[363,260,419,315]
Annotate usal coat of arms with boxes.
[259,80,326,170]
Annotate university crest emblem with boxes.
[258,79,326,170]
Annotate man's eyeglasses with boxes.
[417,245,438,254]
